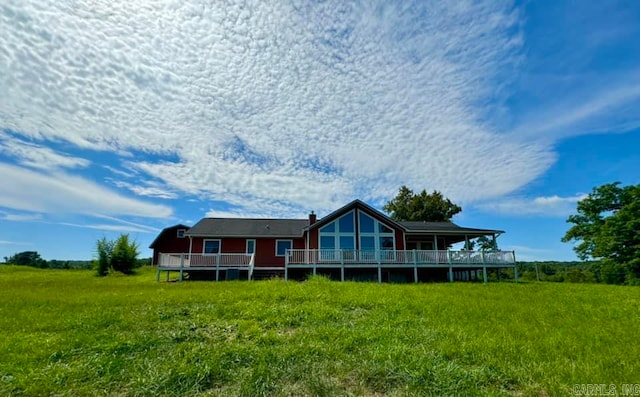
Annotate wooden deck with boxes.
[285,249,517,283]
[157,249,517,283]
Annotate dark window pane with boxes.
[276,241,291,256]
[320,222,335,233]
[204,240,220,254]
[359,213,374,233]
[360,236,375,250]
[378,223,393,233]
[380,236,394,250]
[320,236,335,249]
[246,240,255,254]
[340,236,354,249]
[339,212,354,233]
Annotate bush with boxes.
[94,235,139,276]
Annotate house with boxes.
[152,200,517,282]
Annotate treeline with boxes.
[517,261,639,285]
[2,251,151,270]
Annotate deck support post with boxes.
[179,253,184,282]
[447,250,453,282]
[284,266,288,281]
[413,250,418,283]
[483,266,487,283]
[514,265,519,283]
[377,261,382,283]
[215,260,219,282]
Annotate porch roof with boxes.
[400,221,503,237]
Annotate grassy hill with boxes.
[0,266,638,396]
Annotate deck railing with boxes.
[285,249,515,266]
[158,253,254,268]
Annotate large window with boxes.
[275,240,292,256]
[319,211,355,250]
[358,212,395,259]
[319,211,357,261]
[203,239,221,254]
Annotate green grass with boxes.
[0,266,638,396]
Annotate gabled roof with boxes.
[400,221,503,236]
[185,218,309,238]
[149,224,190,248]
[307,199,405,231]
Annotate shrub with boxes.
[94,235,139,276]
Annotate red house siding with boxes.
[190,237,305,267]
[151,227,190,265]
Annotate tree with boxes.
[383,186,462,222]
[5,251,47,268]
[111,234,139,275]
[94,234,139,276]
[562,182,640,280]
[95,237,113,276]
[476,236,499,251]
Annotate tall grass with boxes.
[0,266,638,396]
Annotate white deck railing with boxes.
[285,249,515,266]
[158,253,254,268]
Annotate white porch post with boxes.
[447,250,453,282]
[179,253,184,282]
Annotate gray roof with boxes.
[185,218,309,238]
[400,221,503,235]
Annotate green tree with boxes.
[476,236,499,251]
[111,234,139,275]
[562,182,640,281]
[94,234,139,276]
[5,251,47,268]
[383,186,462,222]
[95,237,113,276]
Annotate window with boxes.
[275,240,292,256]
[203,239,220,254]
[358,212,395,256]
[246,239,256,254]
[319,211,355,250]
[177,229,186,238]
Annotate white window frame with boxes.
[357,210,396,255]
[203,239,221,255]
[177,229,186,238]
[318,210,356,250]
[246,239,256,254]
[275,239,293,257]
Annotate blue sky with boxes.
[1,1,639,262]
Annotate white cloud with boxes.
[477,194,587,217]
[0,163,172,218]
[2,213,43,221]
[0,136,90,170]
[0,240,31,245]
[109,179,179,200]
[516,74,640,140]
[0,0,557,215]
[58,222,156,233]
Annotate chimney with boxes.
[309,211,317,225]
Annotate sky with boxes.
[1,0,639,262]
